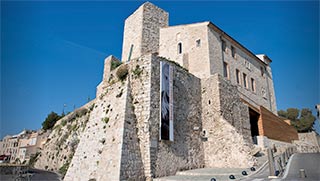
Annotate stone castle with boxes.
[34,2,307,180]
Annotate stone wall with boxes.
[64,78,128,181]
[34,101,94,173]
[158,21,277,114]
[256,136,295,152]
[120,54,205,178]
[294,132,320,153]
[149,56,205,177]
[96,55,121,97]
[201,74,256,168]
[123,54,154,179]
[121,2,168,62]
[159,22,211,79]
[207,25,277,114]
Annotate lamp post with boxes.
[62,104,67,116]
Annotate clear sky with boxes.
[1,1,319,138]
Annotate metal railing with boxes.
[267,146,296,177]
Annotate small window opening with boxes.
[251,78,256,92]
[196,39,201,47]
[231,46,236,58]
[222,40,226,52]
[178,43,182,54]
[208,100,211,104]
[223,62,229,79]
[243,73,248,88]
[236,69,240,84]
[260,66,264,77]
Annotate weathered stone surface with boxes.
[34,2,293,180]
[64,79,128,181]
[159,20,277,114]
[150,56,205,177]
[121,2,168,62]
[201,74,256,168]
[294,132,320,153]
[34,101,94,173]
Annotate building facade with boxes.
[0,130,49,164]
[62,2,299,180]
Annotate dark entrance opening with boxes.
[249,108,260,144]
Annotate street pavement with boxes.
[242,153,320,181]
[0,168,61,181]
[279,153,320,181]
[154,153,320,181]
[154,167,259,181]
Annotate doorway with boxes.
[249,108,260,144]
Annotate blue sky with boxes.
[1,1,319,137]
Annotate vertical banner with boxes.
[160,61,174,141]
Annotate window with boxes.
[178,42,182,54]
[262,88,267,99]
[223,62,229,79]
[196,39,201,47]
[222,40,226,52]
[243,73,248,88]
[251,78,256,92]
[260,66,264,77]
[231,46,236,58]
[244,60,251,70]
[236,69,240,84]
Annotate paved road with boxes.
[0,168,61,181]
[242,153,320,181]
[281,153,320,181]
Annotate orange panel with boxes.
[259,106,298,143]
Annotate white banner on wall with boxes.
[160,61,174,141]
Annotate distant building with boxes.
[0,130,49,164]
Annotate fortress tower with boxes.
[121,2,168,62]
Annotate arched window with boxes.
[178,42,182,54]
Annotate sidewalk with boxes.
[154,154,269,181]
[154,167,257,181]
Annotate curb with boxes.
[278,153,296,180]
[238,160,269,180]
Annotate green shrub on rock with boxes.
[116,64,128,81]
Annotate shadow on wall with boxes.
[153,60,205,177]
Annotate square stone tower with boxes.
[121,2,169,62]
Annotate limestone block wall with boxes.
[122,54,154,179]
[159,22,211,78]
[122,54,205,178]
[159,20,277,114]
[121,2,168,62]
[64,80,128,181]
[149,56,205,177]
[34,101,94,172]
[201,74,256,168]
[121,5,143,62]
[293,132,320,153]
[96,55,121,97]
[207,25,277,114]
[256,136,295,152]
[141,3,168,55]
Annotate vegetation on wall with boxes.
[116,64,128,81]
[42,112,63,130]
[278,108,316,133]
[59,161,70,177]
[132,65,143,77]
[111,60,122,70]
[28,152,40,167]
